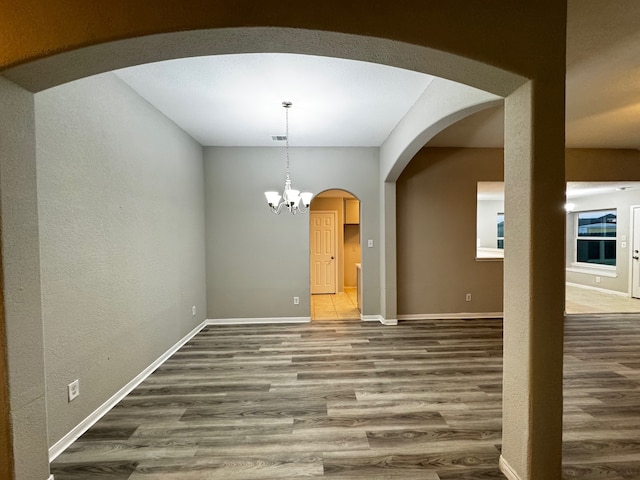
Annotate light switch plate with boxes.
[367,239,374,248]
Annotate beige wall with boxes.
[344,224,361,287]
[567,148,640,180]
[397,147,640,316]
[397,147,504,315]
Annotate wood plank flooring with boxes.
[50,316,640,479]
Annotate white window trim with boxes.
[567,264,617,278]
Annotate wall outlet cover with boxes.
[68,379,80,402]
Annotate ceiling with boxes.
[432,0,640,149]
[478,182,640,202]
[115,54,433,147]
[114,0,640,150]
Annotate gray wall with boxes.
[204,147,380,318]
[566,189,640,293]
[36,73,207,446]
[0,76,51,480]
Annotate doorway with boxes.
[309,190,361,320]
[632,206,640,299]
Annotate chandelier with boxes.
[264,101,313,214]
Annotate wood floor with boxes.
[50,316,640,479]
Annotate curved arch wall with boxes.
[0,3,567,480]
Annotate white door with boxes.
[310,211,337,294]
[632,207,640,298]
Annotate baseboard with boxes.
[207,317,311,325]
[566,282,629,297]
[398,312,504,320]
[48,319,208,461]
[48,475,55,480]
[499,456,522,480]
[361,315,398,325]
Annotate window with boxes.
[576,209,616,266]
[497,213,504,249]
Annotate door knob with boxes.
[634,256,640,260]
[331,256,335,260]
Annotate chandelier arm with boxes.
[269,201,284,215]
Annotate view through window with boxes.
[576,209,617,266]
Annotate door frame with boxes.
[629,204,640,298]
[310,210,338,295]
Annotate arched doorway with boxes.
[309,189,361,320]
[0,5,568,480]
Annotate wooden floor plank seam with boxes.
[51,317,640,479]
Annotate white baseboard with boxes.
[361,315,398,325]
[207,317,311,325]
[48,319,208,461]
[398,312,503,320]
[48,475,55,480]
[566,282,629,297]
[499,455,522,480]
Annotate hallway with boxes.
[311,288,360,320]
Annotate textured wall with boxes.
[36,73,206,446]
[0,76,50,480]
[204,147,379,319]
[396,147,504,315]
[0,3,570,479]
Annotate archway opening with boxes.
[309,189,361,320]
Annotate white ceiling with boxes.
[114,1,640,151]
[115,54,433,147]
[478,182,640,201]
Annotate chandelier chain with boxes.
[285,104,290,177]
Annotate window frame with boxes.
[572,208,617,270]
[497,212,504,249]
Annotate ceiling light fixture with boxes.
[264,101,313,214]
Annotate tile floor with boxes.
[311,287,360,320]
[566,284,640,314]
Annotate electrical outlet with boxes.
[293,296,300,305]
[192,305,196,316]
[465,293,472,302]
[68,379,80,402]
[368,239,374,248]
